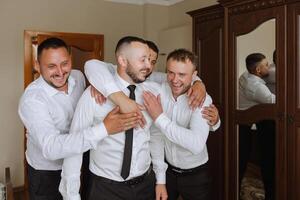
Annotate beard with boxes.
[145,71,153,79]
[126,61,150,83]
[46,73,70,90]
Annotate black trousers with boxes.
[166,163,211,200]
[87,170,156,200]
[239,124,253,184]
[256,120,275,200]
[27,164,62,200]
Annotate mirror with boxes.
[236,19,276,110]
[238,120,276,200]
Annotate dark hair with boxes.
[167,48,197,67]
[245,53,266,72]
[146,40,159,54]
[115,36,147,54]
[37,37,70,62]
[273,50,276,65]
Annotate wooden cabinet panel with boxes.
[188,5,224,200]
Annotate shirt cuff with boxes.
[154,113,170,131]
[210,118,221,132]
[59,173,81,200]
[154,170,166,184]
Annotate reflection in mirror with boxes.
[236,19,276,110]
[238,120,275,200]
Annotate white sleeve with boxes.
[149,125,167,184]
[59,88,109,199]
[84,59,120,97]
[18,96,107,161]
[148,71,167,84]
[209,118,221,132]
[253,83,276,104]
[154,96,211,155]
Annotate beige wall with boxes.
[0,0,216,186]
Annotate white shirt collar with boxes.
[38,74,76,97]
[114,73,136,91]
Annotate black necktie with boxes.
[121,85,136,179]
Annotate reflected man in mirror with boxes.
[238,53,275,200]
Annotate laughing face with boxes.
[36,47,72,92]
[125,42,151,83]
[167,58,196,99]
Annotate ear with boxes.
[193,70,198,77]
[117,54,127,68]
[34,60,41,73]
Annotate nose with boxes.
[145,58,151,69]
[56,66,63,76]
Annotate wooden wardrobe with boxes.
[188,0,300,200]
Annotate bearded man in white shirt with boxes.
[238,53,275,200]
[59,36,169,200]
[18,37,140,200]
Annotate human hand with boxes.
[143,91,163,121]
[187,80,206,110]
[118,98,146,128]
[155,184,168,200]
[202,104,219,126]
[103,106,141,134]
[90,86,106,105]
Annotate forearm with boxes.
[42,123,107,160]
[155,113,209,155]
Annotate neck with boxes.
[117,67,135,85]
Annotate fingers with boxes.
[186,87,192,97]
[189,95,201,110]
[137,103,146,111]
[90,86,96,98]
[110,106,120,114]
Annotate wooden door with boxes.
[287,2,300,200]
[188,5,225,200]
[23,30,104,199]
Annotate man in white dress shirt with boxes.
[238,53,275,200]
[59,36,168,200]
[18,38,140,200]
[143,49,213,200]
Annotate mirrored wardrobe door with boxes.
[226,2,287,200]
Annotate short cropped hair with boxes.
[146,40,159,55]
[115,36,147,55]
[167,48,197,68]
[245,53,266,72]
[37,37,70,62]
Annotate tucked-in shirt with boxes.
[59,73,166,200]
[239,71,276,110]
[155,82,211,169]
[18,70,106,170]
[84,59,220,131]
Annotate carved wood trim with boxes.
[228,0,285,15]
[188,4,224,23]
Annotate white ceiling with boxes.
[105,0,185,6]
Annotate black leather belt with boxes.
[91,168,152,186]
[167,162,208,176]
